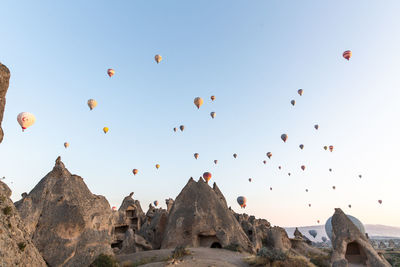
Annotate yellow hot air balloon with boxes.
[17,112,36,131]
[210,112,216,119]
[103,127,109,134]
[64,142,69,149]
[155,164,160,169]
[87,99,97,110]
[194,97,204,109]
[107,68,115,77]
[155,54,162,64]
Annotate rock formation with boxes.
[0,181,46,267]
[0,62,10,144]
[330,208,390,267]
[137,204,168,249]
[15,157,114,267]
[378,241,387,249]
[165,198,174,212]
[160,177,254,253]
[388,239,395,248]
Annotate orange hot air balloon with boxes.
[329,145,334,152]
[237,196,247,208]
[263,160,267,164]
[301,165,305,171]
[173,127,177,132]
[107,68,115,77]
[248,178,252,182]
[314,124,319,130]
[323,146,328,151]
[154,54,162,64]
[299,144,304,150]
[132,169,138,175]
[233,153,237,159]
[214,160,218,164]
[194,153,199,160]
[291,100,296,106]
[103,127,109,134]
[266,152,272,159]
[281,134,288,142]
[378,200,382,204]
[203,172,212,183]
[155,164,160,169]
[343,50,352,61]
[211,95,215,101]
[298,89,303,96]
[194,97,204,109]
[154,200,159,206]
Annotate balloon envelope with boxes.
[267,152,272,159]
[64,142,69,148]
[87,99,98,110]
[343,50,352,60]
[194,97,204,109]
[155,164,160,169]
[237,196,247,208]
[281,134,288,142]
[132,169,138,175]
[291,100,296,106]
[203,172,212,183]
[194,153,199,159]
[210,112,216,119]
[180,125,184,131]
[298,89,303,96]
[154,54,162,64]
[154,200,159,206]
[211,95,215,101]
[107,68,115,77]
[103,127,109,134]
[17,112,36,131]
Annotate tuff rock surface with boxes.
[0,181,46,267]
[15,157,114,267]
[0,62,10,144]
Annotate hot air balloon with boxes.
[299,144,304,150]
[103,127,109,134]
[298,89,303,96]
[180,125,185,131]
[323,146,328,151]
[87,99,98,110]
[309,230,317,238]
[348,204,352,208]
[322,237,327,242]
[237,196,247,208]
[194,97,204,109]
[173,127,177,132]
[332,186,336,190]
[378,200,382,204]
[64,142,69,149]
[263,160,267,164]
[112,206,117,211]
[194,153,199,160]
[288,173,291,176]
[154,54,162,64]
[278,166,282,170]
[317,220,320,224]
[329,145,334,152]
[301,165,306,171]
[132,169,138,175]
[233,153,237,159]
[281,134,288,142]
[211,95,215,101]
[266,152,272,159]
[291,100,296,106]
[107,68,115,77]
[343,50,352,61]
[314,124,319,130]
[358,174,362,178]
[248,178,252,182]
[17,112,36,131]
[214,160,218,164]
[155,164,160,169]
[210,112,216,119]
[270,187,272,191]
[308,203,312,207]
[154,200,159,206]
[203,172,212,183]
[305,189,308,192]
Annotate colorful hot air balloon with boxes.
[87,99,98,110]
[233,153,237,159]
[323,146,328,151]
[210,112,216,119]
[180,125,185,131]
[301,165,306,171]
[17,112,36,131]
[378,200,382,204]
[298,89,303,96]
[107,68,115,77]
[314,124,319,130]
[155,164,160,169]
[203,172,212,183]
[154,200,159,206]
[154,54,162,64]
[132,169,138,175]
[194,153,199,160]
[248,178,252,182]
[291,100,296,106]
[299,144,304,150]
[266,152,272,159]
[343,50,352,61]
[281,134,288,142]
[194,97,204,109]
[112,206,117,211]
[329,145,334,152]
[211,95,215,101]
[237,196,247,208]
[103,127,109,134]
[263,160,267,164]
[214,160,218,164]
[64,142,69,149]
[173,127,177,132]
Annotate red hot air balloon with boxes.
[132,169,138,175]
[281,134,288,142]
[329,145,334,152]
[343,50,352,61]
[112,206,117,211]
[203,172,212,183]
[211,95,215,101]
[107,68,115,77]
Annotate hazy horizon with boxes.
[1,1,400,227]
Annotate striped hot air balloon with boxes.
[107,68,115,77]
[343,50,352,61]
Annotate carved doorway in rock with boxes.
[345,241,367,266]
[210,242,222,248]
[198,234,220,248]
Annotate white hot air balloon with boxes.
[17,112,36,131]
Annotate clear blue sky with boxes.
[1,1,400,227]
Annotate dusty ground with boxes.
[117,247,251,267]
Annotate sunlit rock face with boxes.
[0,62,10,144]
